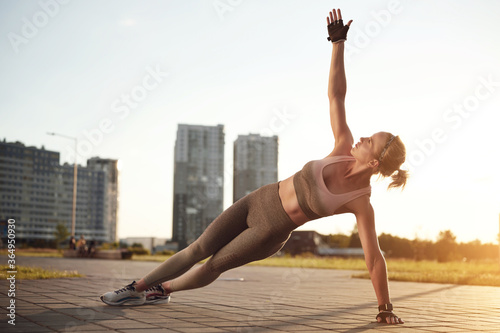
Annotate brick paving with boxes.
[1,256,500,332]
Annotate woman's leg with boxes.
[167,226,289,292]
[166,183,295,293]
[134,195,251,292]
[137,182,296,294]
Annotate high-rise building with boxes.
[172,124,225,250]
[87,157,119,243]
[233,134,278,202]
[0,140,118,244]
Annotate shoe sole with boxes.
[145,296,171,305]
[100,295,145,306]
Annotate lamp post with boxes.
[47,132,78,237]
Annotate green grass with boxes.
[352,259,500,287]
[0,249,63,258]
[131,254,368,270]
[6,250,500,286]
[247,255,368,270]
[0,265,83,280]
[132,254,500,287]
[131,254,173,262]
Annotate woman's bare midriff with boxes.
[278,175,310,226]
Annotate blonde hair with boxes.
[377,133,408,190]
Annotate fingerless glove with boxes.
[327,19,350,43]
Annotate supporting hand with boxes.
[326,9,353,43]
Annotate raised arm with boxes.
[354,199,404,324]
[326,9,354,156]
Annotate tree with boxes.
[435,230,458,262]
[378,233,413,259]
[328,233,350,248]
[53,222,70,250]
[412,238,436,261]
[348,224,361,248]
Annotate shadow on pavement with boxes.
[20,305,127,332]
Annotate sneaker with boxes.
[100,281,146,306]
[145,283,171,304]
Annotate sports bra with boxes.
[292,155,371,222]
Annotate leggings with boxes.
[143,182,298,292]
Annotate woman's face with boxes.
[351,132,388,165]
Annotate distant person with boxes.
[76,235,86,256]
[69,236,76,250]
[101,9,405,325]
[87,240,96,257]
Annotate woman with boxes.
[101,9,406,325]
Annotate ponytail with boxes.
[388,168,408,190]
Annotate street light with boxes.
[47,132,78,237]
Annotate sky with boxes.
[1,0,499,244]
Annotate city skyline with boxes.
[1,1,499,244]
[0,139,118,243]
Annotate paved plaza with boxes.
[1,256,500,332]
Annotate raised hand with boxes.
[326,8,353,43]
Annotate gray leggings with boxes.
[143,182,298,292]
